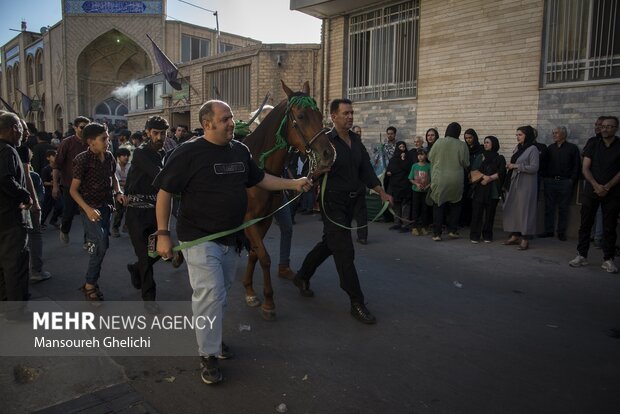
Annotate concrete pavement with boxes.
[2,212,620,413]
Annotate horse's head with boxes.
[279,80,336,178]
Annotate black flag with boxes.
[147,34,183,91]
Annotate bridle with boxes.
[287,106,336,178]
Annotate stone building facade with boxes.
[0,0,262,133]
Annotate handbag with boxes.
[469,170,483,184]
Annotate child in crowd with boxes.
[408,149,431,236]
[41,149,63,228]
[69,123,124,301]
[111,148,131,237]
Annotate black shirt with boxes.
[0,140,31,229]
[153,138,265,244]
[323,128,380,193]
[582,135,620,198]
[545,141,581,181]
[125,144,165,207]
[72,149,116,209]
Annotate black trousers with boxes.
[470,198,499,241]
[112,199,126,230]
[41,188,63,225]
[60,186,80,235]
[0,226,29,301]
[352,192,368,240]
[126,207,160,300]
[577,195,620,261]
[298,191,364,304]
[433,201,461,236]
[543,178,573,235]
[411,191,428,227]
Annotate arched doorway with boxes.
[94,97,128,131]
[54,104,63,133]
[76,29,152,126]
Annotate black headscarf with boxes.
[480,135,500,170]
[464,128,482,156]
[445,122,461,139]
[510,125,536,164]
[426,128,439,149]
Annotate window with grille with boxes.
[181,34,210,62]
[207,65,250,107]
[347,1,419,101]
[543,0,619,85]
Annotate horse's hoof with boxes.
[261,308,277,321]
[245,296,261,307]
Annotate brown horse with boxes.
[242,80,336,320]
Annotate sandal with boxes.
[517,240,529,251]
[502,237,520,245]
[80,284,104,301]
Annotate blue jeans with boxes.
[274,193,293,266]
[80,205,111,285]
[183,240,238,357]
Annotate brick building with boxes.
[291,0,620,154]
[0,0,264,133]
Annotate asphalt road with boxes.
[2,211,620,414]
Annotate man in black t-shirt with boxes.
[124,116,169,313]
[0,111,31,316]
[154,100,311,385]
[569,116,620,273]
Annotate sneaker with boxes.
[200,356,222,384]
[218,342,234,360]
[30,271,52,282]
[470,240,479,244]
[59,232,69,244]
[143,301,161,315]
[411,228,420,236]
[111,228,120,238]
[568,255,588,267]
[483,239,492,243]
[420,228,428,236]
[601,260,618,274]
[448,232,460,239]
[432,235,442,242]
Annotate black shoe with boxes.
[200,356,223,384]
[357,238,367,245]
[350,302,376,324]
[293,276,314,297]
[127,263,141,290]
[143,301,160,315]
[389,224,401,230]
[218,342,234,360]
[537,232,554,238]
[557,233,567,241]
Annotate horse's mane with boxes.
[243,91,313,160]
[243,98,289,158]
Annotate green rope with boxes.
[258,95,318,169]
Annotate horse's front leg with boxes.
[242,245,261,307]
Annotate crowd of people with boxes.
[0,102,618,386]
[374,117,619,270]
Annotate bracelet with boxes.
[155,230,170,236]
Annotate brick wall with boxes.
[416,0,544,158]
[536,84,620,148]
